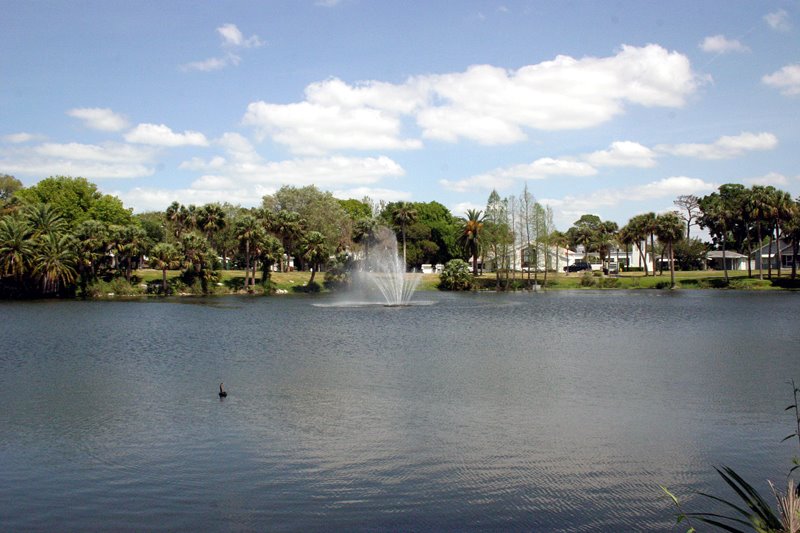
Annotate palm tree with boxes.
[617,226,634,273]
[149,242,182,293]
[271,210,303,272]
[197,203,226,242]
[111,225,148,282]
[33,231,77,295]
[391,202,418,270]
[699,193,731,283]
[655,212,684,288]
[458,209,484,275]
[770,189,795,278]
[300,231,329,284]
[165,201,186,239]
[642,212,658,276]
[257,234,283,286]
[353,217,379,265]
[235,214,259,290]
[748,185,772,280]
[784,198,800,280]
[181,232,210,272]
[0,213,34,282]
[597,221,618,268]
[25,202,67,238]
[625,215,649,276]
[74,219,109,288]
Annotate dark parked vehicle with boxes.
[565,261,593,273]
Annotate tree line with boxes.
[1,173,799,297]
[0,175,464,298]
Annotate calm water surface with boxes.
[1,290,798,531]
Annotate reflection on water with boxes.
[0,291,798,531]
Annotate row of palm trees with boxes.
[0,198,339,296]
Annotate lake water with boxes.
[1,290,798,531]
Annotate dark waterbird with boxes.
[218,382,227,398]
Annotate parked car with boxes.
[565,261,593,272]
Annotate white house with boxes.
[705,250,748,271]
[482,241,654,273]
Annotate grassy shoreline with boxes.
[118,268,800,296]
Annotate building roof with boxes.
[706,250,748,259]
[752,239,792,256]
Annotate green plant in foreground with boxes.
[663,380,800,532]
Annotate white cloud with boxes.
[179,132,406,188]
[181,54,241,72]
[765,9,791,31]
[217,23,264,48]
[243,100,422,155]
[332,187,412,202]
[743,172,790,187]
[181,23,262,72]
[655,132,778,159]
[451,202,486,218]
[699,35,750,54]
[763,64,800,96]
[584,141,657,167]
[117,150,407,212]
[419,44,698,143]
[242,44,698,153]
[67,107,129,132]
[315,0,342,6]
[543,176,716,213]
[0,142,156,179]
[440,157,597,192]
[2,132,44,144]
[115,186,268,212]
[125,123,209,147]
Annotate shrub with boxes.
[439,259,474,291]
[579,271,595,287]
[323,252,354,291]
[597,277,620,289]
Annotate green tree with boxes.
[353,217,380,264]
[257,234,283,286]
[748,185,773,280]
[299,231,329,284]
[263,185,349,251]
[672,237,707,271]
[197,203,227,242]
[391,202,418,270]
[74,219,110,289]
[655,212,684,288]
[16,176,131,227]
[149,242,182,293]
[699,192,732,282]
[270,210,304,272]
[33,231,77,295]
[0,213,33,282]
[235,214,260,290]
[439,258,474,291]
[25,202,68,238]
[0,174,23,207]
[338,198,372,221]
[567,214,602,268]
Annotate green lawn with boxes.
[133,268,799,294]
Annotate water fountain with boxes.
[357,227,421,306]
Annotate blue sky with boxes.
[2,1,798,229]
